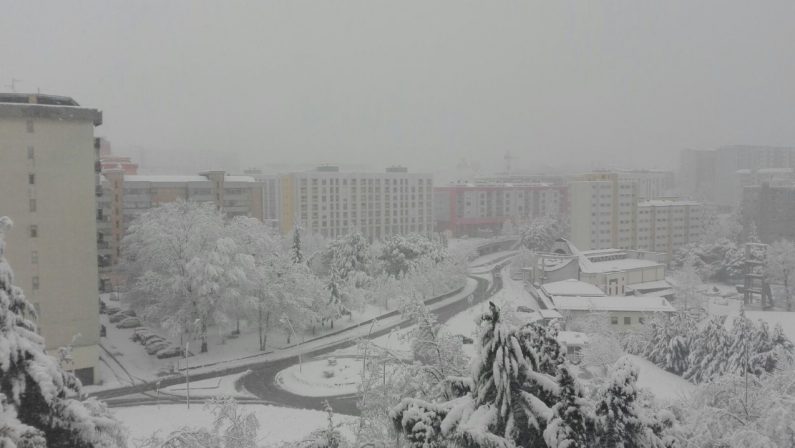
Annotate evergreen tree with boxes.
[684,316,731,383]
[543,365,595,448]
[0,217,126,448]
[518,320,564,376]
[292,225,304,264]
[593,358,647,448]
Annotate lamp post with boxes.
[280,314,301,372]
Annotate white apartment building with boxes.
[280,166,433,241]
[636,200,705,257]
[570,173,704,259]
[569,173,638,250]
[612,170,675,200]
[0,93,102,384]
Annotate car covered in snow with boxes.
[156,346,187,359]
[140,334,165,345]
[145,340,171,355]
[131,328,156,343]
[105,306,121,316]
[109,312,129,323]
[116,317,142,328]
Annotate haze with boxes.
[2,0,794,174]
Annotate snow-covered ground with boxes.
[275,357,362,397]
[625,355,695,402]
[161,370,255,399]
[115,403,355,445]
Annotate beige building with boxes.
[0,93,101,384]
[98,170,264,290]
[552,295,676,330]
[279,166,433,241]
[635,199,704,259]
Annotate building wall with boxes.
[569,174,637,250]
[743,183,795,244]
[636,201,704,260]
[282,169,433,241]
[561,310,659,330]
[0,105,101,384]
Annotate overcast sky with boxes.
[2,1,794,175]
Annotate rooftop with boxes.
[123,175,208,183]
[541,279,606,297]
[638,199,702,207]
[552,296,675,313]
[585,258,662,273]
[0,92,102,125]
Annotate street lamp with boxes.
[279,314,302,372]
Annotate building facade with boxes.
[0,93,102,384]
[635,200,705,258]
[279,166,433,241]
[433,183,568,237]
[742,183,795,244]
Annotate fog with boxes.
[2,1,794,175]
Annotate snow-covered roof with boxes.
[125,175,209,183]
[624,280,672,292]
[585,258,662,273]
[557,331,589,347]
[552,296,675,313]
[541,279,605,297]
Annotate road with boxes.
[96,253,510,414]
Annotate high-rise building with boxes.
[635,199,705,258]
[679,149,717,201]
[433,182,568,237]
[742,183,795,244]
[0,93,102,384]
[279,166,433,241]
[569,173,639,250]
[97,170,264,291]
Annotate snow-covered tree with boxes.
[767,239,795,311]
[543,365,595,448]
[379,233,448,278]
[519,217,567,252]
[671,253,705,311]
[0,217,127,448]
[593,357,673,448]
[683,315,731,383]
[391,302,559,448]
[292,225,304,264]
[580,333,624,377]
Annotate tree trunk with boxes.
[258,305,264,351]
[786,273,791,312]
[201,320,208,353]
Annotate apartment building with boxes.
[97,170,264,290]
[279,166,433,241]
[569,173,639,250]
[243,169,282,230]
[570,173,704,258]
[0,93,102,384]
[610,170,675,200]
[742,183,795,244]
[433,182,568,237]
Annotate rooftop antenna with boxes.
[5,78,22,92]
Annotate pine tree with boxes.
[292,225,304,264]
[543,364,595,448]
[684,316,731,383]
[593,357,646,448]
[0,217,126,448]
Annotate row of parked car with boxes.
[100,301,189,359]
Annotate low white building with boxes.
[551,295,675,330]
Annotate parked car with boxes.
[145,341,170,355]
[116,317,142,329]
[109,313,128,323]
[516,305,534,314]
[131,328,155,343]
[156,346,192,359]
[121,309,136,317]
[454,334,474,344]
[140,334,164,345]
[99,300,107,314]
[106,306,121,316]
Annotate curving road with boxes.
[95,243,513,415]
[238,262,506,415]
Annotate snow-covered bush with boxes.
[378,233,449,278]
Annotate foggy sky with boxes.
[2,1,794,175]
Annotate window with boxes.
[610,316,618,325]
[26,119,34,133]
[29,225,38,238]
[32,276,39,290]
[27,146,34,160]
[29,199,36,212]
[624,316,631,325]
[28,174,35,185]
[31,250,38,265]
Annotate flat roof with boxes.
[124,175,208,183]
[638,199,702,207]
[586,258,662,273]
[552,296,675,313]
[541,279,605,297]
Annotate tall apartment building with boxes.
[433,183,568,237]
[635,200,704,257]
[610,170,675,200]
[0,93,101,384]
[279,166,433,241]
[569,173,639,250]
[570,172,704,258]
[742,183,795,244]
[680,146,795,207]
[243,169,282,230]
[97,170,264,290]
